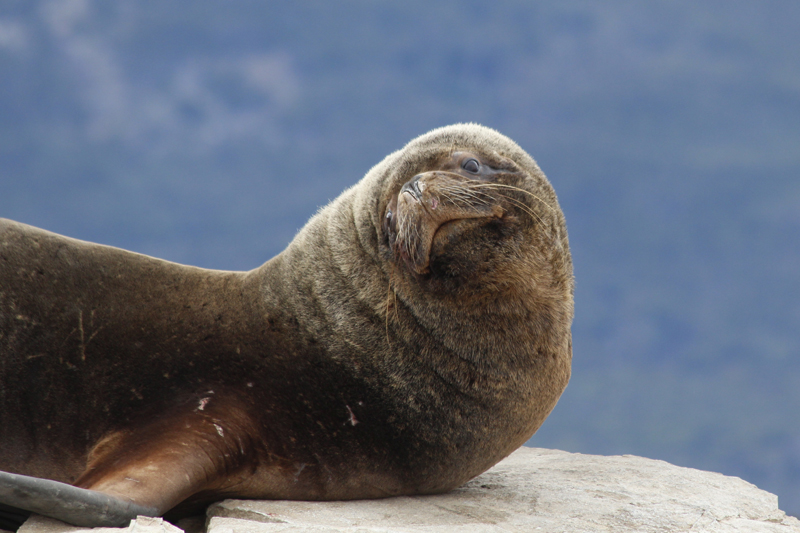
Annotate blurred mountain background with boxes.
[1,0,799,516]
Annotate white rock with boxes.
[205,448,800,533]
[16,448,800,533]
[19,515,183,533]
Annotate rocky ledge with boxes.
[19,447,800,533]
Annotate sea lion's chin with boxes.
[397,217,450,276]
[388,201,496,276]
[385,205,433,275]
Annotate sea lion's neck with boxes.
[248,191,568,410]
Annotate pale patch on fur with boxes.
[345,405,359,426]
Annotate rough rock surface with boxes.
[19,448,800,533]
[207,448,799,533]
[18,516,182,533]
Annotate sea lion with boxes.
[0,124,573,527]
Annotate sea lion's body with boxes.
[0,124,573,525]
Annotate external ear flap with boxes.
[0,471,159,527]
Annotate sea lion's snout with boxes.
[399,174,424,201]
[387,166,507,276]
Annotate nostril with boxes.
[400,175,423,200]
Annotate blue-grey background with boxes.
[2,0,799,515]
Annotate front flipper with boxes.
[0,394,262,528]
[0,471,159,527]
[72,393,261,525]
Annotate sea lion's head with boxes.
[356,124,572,304]
[283,124,573,489]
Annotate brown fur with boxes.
[0,124,573,518]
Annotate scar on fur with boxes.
[293,463,306,481]
[345,405,359,426]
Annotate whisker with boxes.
[438,185,492,207]
[436,188,461,206]
[452,183,545,224]
[436,183,544,223]
[464,183,551,224]
[468,183,555,212]
[497,194,545,225]
[384,265,401,348]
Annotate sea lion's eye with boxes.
[462,158,480,173]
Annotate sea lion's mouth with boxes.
[385,172,505,275]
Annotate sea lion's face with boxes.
[381,149,554,295]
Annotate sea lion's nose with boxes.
[400,175,424,200]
